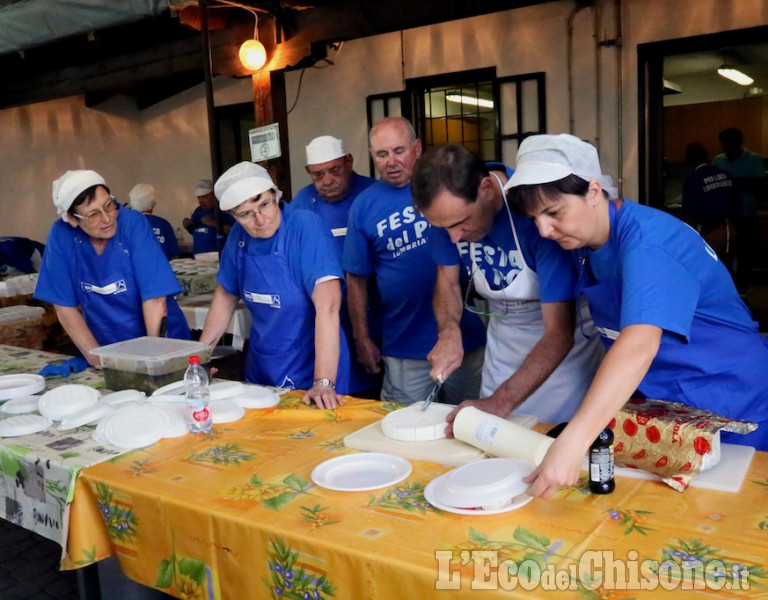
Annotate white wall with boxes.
[1,0,767,246]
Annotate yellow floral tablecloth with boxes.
[69,393,768,599]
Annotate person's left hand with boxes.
[302,384,345,409]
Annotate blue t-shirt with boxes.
[712,148,765,216]
[218,203,343,304]
[291,172,375,257]
[144,213,179,260]
[342,181,485,359]
[188,206,235,254]
[580,200,768,426]
[34,207,189,344]
[0,236,44,275]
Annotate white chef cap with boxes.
[305,135,346,165]
[214,162,281,211]
[52,170,107,224]
[194,179,214,197]
[504,134,618,200]
[128,183,156,212]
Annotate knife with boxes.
[421,374,443,412]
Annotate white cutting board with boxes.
[580,443,756,493]
[343,411,539,467]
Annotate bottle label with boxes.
[590,447,614,482]
[192,407,210,423]
[473,417,500,446]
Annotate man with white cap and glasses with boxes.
[200,162,350,409]
[34,169,190,366]
[183,179,234,254]
[292,135,380,396]
[411,144,603,429]
[129,183,179,260]
[504,133,768,498]
[343,117,486,404]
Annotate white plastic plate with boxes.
[311,452,412,492]
[57,402,113,431]
[38,385,100,421]
[233,385,280,409]
[0,395,41,414]
[101,405,170,449]
[424,477,533,515]
[0,374,46,401]
[154,405,188,438]
[432,458,534,508]
[210,399,245,424]
[150,380,186,397]
[101,389,146,406]
[208,381,246,400]
[0,414,53,437]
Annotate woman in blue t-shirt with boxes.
[34,170,190,366]
[199,162,350,410]
[504,134,768,498]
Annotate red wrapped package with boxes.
[609,397,756,492]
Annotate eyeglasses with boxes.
[72,196,119,225]
[231,194,278,222]
[462,265,521,319]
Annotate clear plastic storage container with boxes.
[0,305,45,348]
[91,336,214,394]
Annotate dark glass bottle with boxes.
[589,426,615,494]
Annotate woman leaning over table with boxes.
[503,134,768,498]
[34,170,191,366]
[199,162,350,409]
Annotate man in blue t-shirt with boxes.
[342,117,486,405]
[411,144,604,426]
[183,179,234,254]
[128,183,179,260]
[292,135,379,396]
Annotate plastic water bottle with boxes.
[589,426,615,494]
[184,355,212,434]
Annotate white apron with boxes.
[475,174,604,423]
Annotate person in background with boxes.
[411,144,603,426]
[291,135,380,396]
[505,134,768,498]
[35,170,190,366]
[0,236,45,276]
[200,162,350,409]
[681,142,739,275]
[128,183,179,260]
[713,127,766,293]
[182,179,234,254]
[342,116,486,405]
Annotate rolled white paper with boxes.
[453,406,554,465]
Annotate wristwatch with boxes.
[313,378,335,389]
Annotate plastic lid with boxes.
[188,356,200,364]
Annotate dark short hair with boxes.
[684,142,708,168]
[507,174,590,216]
[68,184,110,217]
[412,144,489,210]
[718,127,743,145]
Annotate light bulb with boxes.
[239,39,267,71]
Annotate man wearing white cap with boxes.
[292,135,379,396]
[182,179,234,254]
[504,133,768,497]
[200,162,350,409]
[411,144,603,428]
[129,183,178,260]
[34,169,190,366]
[343,117,486,404]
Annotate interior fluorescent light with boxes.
[446,94,494,109]
[717,65,754,86]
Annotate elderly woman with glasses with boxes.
[505,134,768,498]
[34,170,190,366]
[200,162,350,409]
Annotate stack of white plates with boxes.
[424,458,535,515]
[0,414,52,437]
[94,405,170,449]
[38,385,100,421]
[0,373,45,401]
[1,395,42,414]
[232,384,280,409]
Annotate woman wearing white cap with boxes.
[34,170,191,366]
[199,162,350,409]
[504,134,768,497]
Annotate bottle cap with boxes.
[188,355,200,364]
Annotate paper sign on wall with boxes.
[249,123,281,161]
